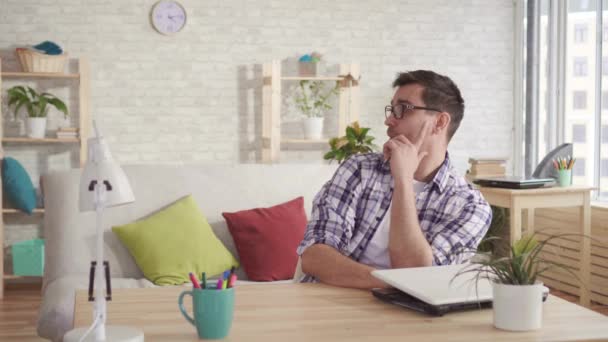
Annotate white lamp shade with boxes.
[79,136,134,212]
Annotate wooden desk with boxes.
[478,185,593,306]
[72,283,608,341]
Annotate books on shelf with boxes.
[466,157,508,183]
[469,164,506,175]
[468,157,508,165]
[56,127,78,139]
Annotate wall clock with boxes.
[150,1,187,35]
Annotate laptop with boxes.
[371,264,549,316]
[473,176,555,189]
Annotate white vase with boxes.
[302,117,324,140]
[492,282,544,331]
[27,117,47,138]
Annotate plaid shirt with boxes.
[297,152,492,282]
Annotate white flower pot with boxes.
[302,117,324,140]
[27,117,47,138]
[492,282,543,331]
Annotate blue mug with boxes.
[178,286,234,339]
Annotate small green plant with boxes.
[323,121,378,163]
[457,233,588,286]
[6,86,68,118]
[294,80,339,118]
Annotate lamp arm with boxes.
[77,315,102,342]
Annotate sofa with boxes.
[37,163,338,341]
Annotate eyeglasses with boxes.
[385,103,442,119]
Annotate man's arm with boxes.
[301,244,387,289]
[388,180,433,268]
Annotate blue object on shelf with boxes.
[11,238,45,276]
[32,41,63,55]
[299,54,312,62]
[2,157,37,215]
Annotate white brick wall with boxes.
[0,0,514,249]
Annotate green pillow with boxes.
[112,195,239,285]
[2,157,36,214]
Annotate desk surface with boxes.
[73,283,608,342]
[477,185,594,196]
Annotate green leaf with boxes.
[46,97,69,117]
[346,126,356,140]
[323,151,336,160]
[359,127,370,139]
[513,235,538,257]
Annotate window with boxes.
[602,159,608,177]
[574,57,588,77]
[573,91,587,110]
[574,23,588,43]
[574,158,586,177]
[522,1,607,199]
[572,124,586,143]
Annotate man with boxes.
[297,70,492,289]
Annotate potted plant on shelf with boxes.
[294,80,339,140]
[456,233,589,332]
[6,85,68,138]
[324,121,378,163]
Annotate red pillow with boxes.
[222,197,307,281]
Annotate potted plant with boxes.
[456,233,588,332]
[324,121,378,163]
[294,80,339,140]
[6,85,68,138]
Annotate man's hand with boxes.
[383,121,432,184]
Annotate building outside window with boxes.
[572,124,587,143]
[574,57,588,77]
[573,91,587,110]
[574,23,588,43]
[574,158,586,176]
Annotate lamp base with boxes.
[63,326,144,342]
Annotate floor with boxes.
[0,283,606,341]
[0,284,44,341]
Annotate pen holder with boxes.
[178,285,235,339]
[557,169,572,187]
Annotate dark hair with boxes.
[392,70,465,141]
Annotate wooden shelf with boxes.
[2,208,44,214]
[3,274,42,280]
[2,137,79,143]
[1,72,79,79]
[263,60,360,162]
[280,76,345,81]
[281,138,328,144]
[0,56,90,299]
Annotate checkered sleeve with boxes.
[430,197,493,265]
[297,157,363,256]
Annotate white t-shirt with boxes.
[358,180,426,269]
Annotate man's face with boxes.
[385,84,436,145]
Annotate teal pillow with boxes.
[2,157,36,214]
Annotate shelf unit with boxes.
[0,57,90,299]
[262,60,360,163]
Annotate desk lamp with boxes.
[63,121,143,342]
